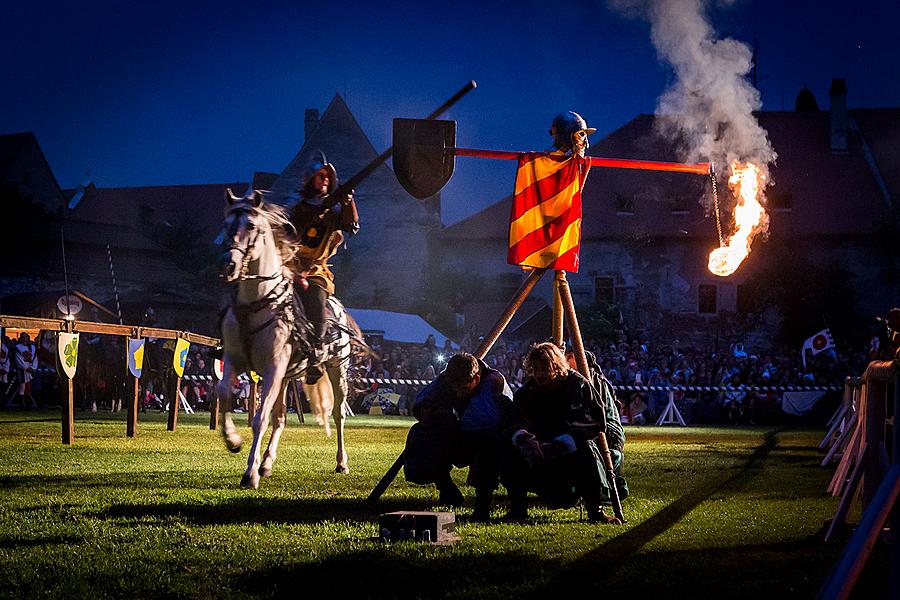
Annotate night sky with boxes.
[3,0,899,224]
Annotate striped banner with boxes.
[507,151,589,272]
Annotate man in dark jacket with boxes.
[503,342,628,523]
[403,352,513,519]
[290,151,359,384]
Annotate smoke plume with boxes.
[609,0,777,176]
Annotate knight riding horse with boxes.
[219,188,357,489]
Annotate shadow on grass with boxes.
[531,428,789,597]
[231,548,561,598]
[100,496,435,526]
[0,535,84,549]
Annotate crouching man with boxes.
[502,342,628,523]
[403,352,514,520]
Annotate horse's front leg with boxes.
[242,358,288,489]
[218,357,242,453]
[260,379,289,478]
[328,365,350,474]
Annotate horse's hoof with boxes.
[240,473,259,489]
[259,464,273,478]
[224,436,242,454]
[334,465,350,474]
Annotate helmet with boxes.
[549,111,597,152]
[299,150,338,197]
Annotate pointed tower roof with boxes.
[268,94,384,203]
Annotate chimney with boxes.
[304,108,319,141]
[829,78,848,154]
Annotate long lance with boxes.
[323,80,477,209]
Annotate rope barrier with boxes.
[354,377,841,393]
[47,371,842,392]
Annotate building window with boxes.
[615,194,635,215]
[736,284,755,313]
[768,190,793,211]
[698,284,717,314]
[670,195,691,214]
[595,276,615,304]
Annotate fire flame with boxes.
[708,161,768,277]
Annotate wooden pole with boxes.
[61,320,75,445]
[209,383,219,430]
[475,268,546,359]
[557,270,626,523]
[61,376,74,445]
[556,271,590,377]
[127,376,138,437]
[167,374,180,431]
[552,271,564,347]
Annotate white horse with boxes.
[218,188,355,488]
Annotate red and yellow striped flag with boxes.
[507,151,590,272]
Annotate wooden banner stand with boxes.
[127,377,139,437]
[61,320,75,445]
[209,384,219,430]
[368,268,627,524]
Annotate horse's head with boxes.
[222,188,268,282]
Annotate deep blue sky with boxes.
[3,0,899,224]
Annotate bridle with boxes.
[225,206,284,283]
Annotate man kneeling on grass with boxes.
[501,342,628,524]
[403,352,514,520]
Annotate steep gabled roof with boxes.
[442,195,512,241]
[68,181,248,243]
[852,107,900,207]
[0,131,66,211]
[268,94,395,203]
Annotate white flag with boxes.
[801,328,834,368]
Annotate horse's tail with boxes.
[303,376,333,437]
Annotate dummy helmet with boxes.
[549,111,597,151]
[299,150,339,196]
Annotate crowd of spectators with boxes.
[352,329,874,425]
[1,323,876,426]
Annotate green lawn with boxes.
[0,410,885,599]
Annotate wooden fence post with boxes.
[62,376,74,445]
[209,383,219,430]
[61,321,75,445]
[127,376,138,437]
[167,372,180,431]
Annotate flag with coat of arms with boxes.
[801,328,835,368]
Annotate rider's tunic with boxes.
[291,195,359,295]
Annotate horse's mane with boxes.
[235,196,300,274]
[262,200,301,268]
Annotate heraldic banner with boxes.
[173,338,190,378]
[57,332,80,380]
[127,338,145,378]
[507,151,589,272]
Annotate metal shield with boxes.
[392,118,456,200]
[57,332,80,380]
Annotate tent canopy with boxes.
[347,308,458,349]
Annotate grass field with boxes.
[0,409,886,599]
